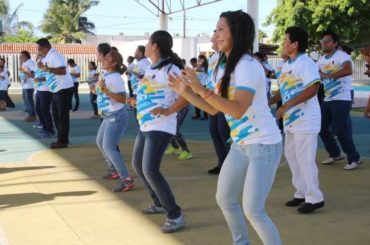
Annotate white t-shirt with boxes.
[0,70,9,91]
[278,54,321,134]
[197,67,208,86]
[34,60,49,92]
[317,50,353,101]
[274,60,286,80]
[206,52,220,90]
[131,57,151,95]
[136,63,180,135]
[96,72,126,115]
[224,55,282,145]
[20,59,36,89]
[68,65,81,83]
[87,70,98,86]
[43,48,73,93]
[127,62,135,81]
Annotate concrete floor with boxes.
[0,94,369,245]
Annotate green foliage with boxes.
[0,0,9,15]
[265,0,370,49]
[2,29,38,43]
[40,0,99,43]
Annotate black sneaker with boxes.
[285,198,305,207]
[297,201,325,214]
[208,166,221,175]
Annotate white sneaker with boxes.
[343,159,363,170]
[320,153,345,164]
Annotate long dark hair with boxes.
[215,11,255,98]
[198,54,208,73]
[149,30,184,70]
[97,43,111,57]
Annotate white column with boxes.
[159,13,168,30]
[247,0,259,52]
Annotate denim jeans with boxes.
[72,83,79,110]
[319,100,360,162]
[132,130,182,219]
[96,108,129,179]
[209,112,230,167]
[22,88,36,116]
[216,141,283,245]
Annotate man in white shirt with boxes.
[67,59,81,111]
[132,45,151,97]
[36,38,74,149]
[317,31,362,170]
[269,27,324,214]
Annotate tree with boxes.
[41,0,99,43]
[265,0,370,50]
[3,29,38,43]
[259,29,267,43]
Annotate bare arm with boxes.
[320,62,352,79]
[269,90,282,106]
[276,82,320,119]
[150,96,189,116]
[169,71,254,119]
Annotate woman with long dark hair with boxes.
[132,30,188,233]
[169,11,283,244]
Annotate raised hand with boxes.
[168,73,189,95]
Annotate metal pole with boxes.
[247,0,259,52]
[183,10,186,38]
[159,0,168,31]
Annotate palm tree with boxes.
[41,0,99,43]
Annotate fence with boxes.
[4,53,99,85]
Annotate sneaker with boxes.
[112,176,134,192]
[102,170,120,180]
[343,159,363,170]
[90,115,100,119]
[297,201,325,214]
[160,215,185,233]
[32,122,42,128]
[178,151,193,160]
[142,204,166,214]
[164,146,182,155]
[285,198,305,207]
[208,165,221,175]
[320,153,345,164]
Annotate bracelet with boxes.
[202,89,213,100]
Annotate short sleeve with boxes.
[48,53,66,68]
[233,58,263,94]
[301,58,321,89]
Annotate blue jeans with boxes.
[96,108,129,179]
[132,130,182,219]
[319,100,360,162]
[216,142,283,245]
[209,112,230,167]
[22,88,36,116]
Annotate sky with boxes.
[9,0,277,37]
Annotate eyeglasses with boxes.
[320,39,333,44]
